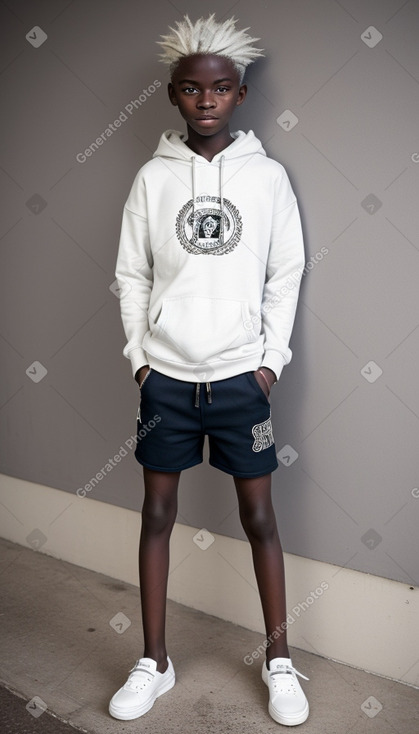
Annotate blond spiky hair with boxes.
[157,14,264,82]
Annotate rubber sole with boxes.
[268,699,309,726]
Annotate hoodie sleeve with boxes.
[115,173,153,378]
[260,169,305,381]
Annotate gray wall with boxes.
[1,0,418,585]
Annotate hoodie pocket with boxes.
[155,296,255,364]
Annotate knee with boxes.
[141,498,177,535]
[240,505,276,544]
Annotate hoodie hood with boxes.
[153,130,266,245]
[153,129,267,162]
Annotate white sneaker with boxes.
[262,657,309,726]
[109,657,175,720]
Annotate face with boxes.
[168,54,247,137]
[203,216,217,237]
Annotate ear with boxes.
[235,83,247,107]
[168,82,178,107]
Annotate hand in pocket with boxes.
[253,368,275,398]
[137,365,151,389]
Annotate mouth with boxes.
[195,116,218,121]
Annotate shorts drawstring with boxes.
[195,381,212,407]
[194,382,200,407]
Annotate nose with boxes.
[197,90,216,108]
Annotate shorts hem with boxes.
[135,456,203,473]
[209,459,278,479]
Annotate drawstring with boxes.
[191,156,196,234]
[194,382,200,407]
[190,154,225,245]
[219,155,225,245]
[195,381,212,407]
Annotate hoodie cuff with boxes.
[260,352,287,383]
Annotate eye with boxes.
[182,87,198,94]
[216,86,230,93]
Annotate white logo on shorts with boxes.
[252,416,274,452]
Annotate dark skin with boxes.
[168,53,247,162]
[136,54,289,673]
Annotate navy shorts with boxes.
[134,369,278,478]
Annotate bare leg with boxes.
[234,474,290,663]
[139,467,180,672]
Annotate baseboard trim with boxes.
[0,473,417,686]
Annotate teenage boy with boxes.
[110,14,309,726]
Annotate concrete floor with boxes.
[0,537,417,734]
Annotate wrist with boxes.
[258,367,276,388]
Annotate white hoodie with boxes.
[116,129,305,382]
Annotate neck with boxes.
[184,126,234,162]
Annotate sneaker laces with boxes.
[124,661,155,692]
[269,663,309,696]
